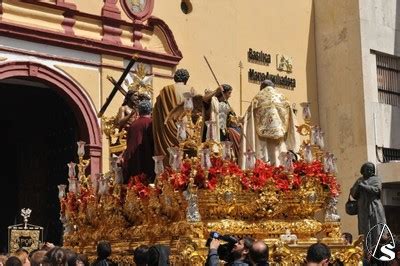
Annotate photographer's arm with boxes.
[206,239,220,266]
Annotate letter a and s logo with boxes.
[366,223,396,262]
[379,243,395,261]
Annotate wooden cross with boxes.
[97,55,138,118]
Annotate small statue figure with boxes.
[240,80,299,167]
[325,197,340,222]
[183,177,201,222]
[280,229,297,244]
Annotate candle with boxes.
[152,155,165,175]
[77,141,86,157]
[67,162,76,178]
[300,102,311,121]
[244,151,256,170]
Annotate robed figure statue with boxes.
[350,162,386,250]
[239,80,299,167]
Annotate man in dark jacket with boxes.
[207,237,253,265]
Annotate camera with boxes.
[206,232,238,263]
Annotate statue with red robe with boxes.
[122,100,155,183]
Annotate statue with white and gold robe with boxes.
[239,80,299,167]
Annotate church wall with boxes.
[314,0,365,238]
[2,2,64,32]
[358,0,400,175]
[151,0,319,122]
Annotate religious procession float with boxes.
[58,66,363,265]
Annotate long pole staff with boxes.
[203,56,254,153]
[203,56,231,106]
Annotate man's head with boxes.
[220,84,233,100]
[360,162,375,179]
[174,69,190,84]
[231,237,254,261]
[138,100,152,116]
[249,240,269,264]
[306,243,331,266]
[124,89,139,107]
[96,240,112,260]
[341,232,353,245]
[148,245,170,266]
[14,249,29,266]
[29,250,46,266]
[133,245,149,266]
[260,79,275,90]
[5,256,22,266]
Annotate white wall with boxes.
[359,0,400,162]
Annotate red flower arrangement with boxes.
[126,158,340,197]
[127,173,152,199]
[61,186,96,214]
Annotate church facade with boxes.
[0,0,399,245]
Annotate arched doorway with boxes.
[0,62,101,251]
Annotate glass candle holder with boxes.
[168,147,182,172]
[330,153,338,174]
[323,152,331,173]
[244,151,256,170]
[283,152,294,173]
[183,92,194,112]
[310,127,318,146]
[67,162,76,179]
[153,155,165,175]
[176,121,187,142]
[300,102,311,121]
[58,184,67,199]
[205,120,217,141]
[199,148,212,169]
[98,175,109,196]
[110,155,123,184]
[68,178,78,194]
[91,173,100,195]
[303,144,313,163]
[77,141,86,157]
[221,141,233,161]
[318,130,325,149]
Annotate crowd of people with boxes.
[1,233,398,265]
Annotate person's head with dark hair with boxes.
[249,240,269,265]
[148,245,170,266]
[217,84,233,101]
[64,249,77,266]
[0,254,8,265]
[43,247,67,266]
[76,254,89,266]
[341,232,353,245]
[96,240,112,260]
[14,249,28,266]
[5,256,22,266]
[260,79,275,90]
[123,89,139,108]
[306,243,331,266]
[133,245,149,266]
[360,162,375,179]
[231,237,254,262]
[29,250,46,266]
[138,100,152,116]
[174,69,190,84]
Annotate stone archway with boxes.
[0,61,102,175]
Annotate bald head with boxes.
[249,240,269,263]
[260,79,275,90]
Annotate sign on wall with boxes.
[247,48,296,90]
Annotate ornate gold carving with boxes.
[60,107,361,264]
